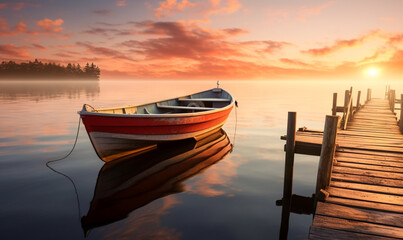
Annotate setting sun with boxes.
[367,68,379,77]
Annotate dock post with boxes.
[315,115,340,202]
[367,89,371,102]
[344,90,350,111]
[400,94,403,133]
[385,85,389,99]
[356,91,361,111]
[390,90,396,113]
[332,93,337,116]
[283,112,296,199]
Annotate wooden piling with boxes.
[344,90,350,109]
[332,93,337,116]
[385,85,389,99]
[356,91,361,110]
[283,112,296,199]
[367,88,371,102]
[390,90,395,113]
[315,115,339,200]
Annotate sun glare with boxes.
[367,68,379,77]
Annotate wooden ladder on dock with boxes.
[308,98,403,239]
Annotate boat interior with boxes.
[85,88,233,114]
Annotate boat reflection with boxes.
[81,128,232,235]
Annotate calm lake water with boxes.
[0,79,398,240]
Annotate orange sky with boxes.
[0,0,402,80]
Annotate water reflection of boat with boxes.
[81,128,232,234]
[78,88,234,160]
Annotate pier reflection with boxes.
[276,194,315,239]
[82,129,232,235]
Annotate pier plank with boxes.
[326,196,403,213]
[307,98,403,239]
[331,172,403,188]
[312,215,403,238]
[328,187,403,205]
[332,166,403,180]
[330,181,403,196]
[315,202,403,227]
[309,226,397,240]
[335,161,403,173]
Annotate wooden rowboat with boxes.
[78,87,234,161]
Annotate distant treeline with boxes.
[0,59,100,80]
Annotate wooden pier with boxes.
[280,88,403,239]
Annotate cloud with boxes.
[93,9,111,16]
[0,2,25,11]
[388,33,403,45]
[76,42,135,62]
[261,40,291,53]
[122,21,251,60]
[152,0,241,21]
[36,18,64,33]
[0,18,32,36]
[154,0,196,18]
[207,0,241,15]
[280,58,313,68]
[116,0,126,7]
[0,17,66,37]
[0,44,30,57]
[83,27,135,37]
[31,44,46,50]
[302,31,379,56]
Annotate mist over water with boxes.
[0,79,400,240]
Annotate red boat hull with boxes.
[78,88,235,160]
[81,106,232,138]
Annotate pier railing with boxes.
[386,85,403,132]
[331,87,367,130]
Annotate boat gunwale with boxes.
[77,88,234,118]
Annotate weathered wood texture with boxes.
[308,98,403,239]
[283,112,296,199]
[315,116,339,197]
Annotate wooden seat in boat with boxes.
[178,98,230,102]
[156,103,215,111]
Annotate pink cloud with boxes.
[207,0,241,15]
[0,2,25,11]
[122,21,252,60]
[302,31,378,56]
[76,42,135,62]
[36,18,64,33]
[154,0,196,18]
[153,0,241,20]
[0,44,30,57]
[0,18,32,36]
[31,43,46,51]
[116,0,126,7]
[280,58,313,68]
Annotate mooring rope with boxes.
[45,116,82,221]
